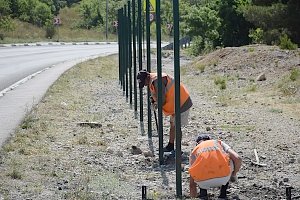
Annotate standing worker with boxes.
[189,134,242,199]
[137,69,193,153]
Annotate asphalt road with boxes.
[0,43,119,147]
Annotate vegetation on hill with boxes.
[0,0,299,55]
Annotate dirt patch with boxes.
[0,45,299,200]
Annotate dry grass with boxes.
[1,5,117,43]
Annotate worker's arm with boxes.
[227,148,242,176]
[189,176,198,198]
[152,78,166,105]
[189,153,198,197]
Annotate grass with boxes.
[246,83,257,92]
[214,76,227,90]
[219,124,256,132]
[290,68,299,81]
[278,68,300,96]
[196,64,206,73]
[269,108,283,113]
[1,5,117,43]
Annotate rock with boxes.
[256,73,266,81]
[107,147,114,154]
[131,146,143,155]
[143,151,154,157]
[116,151,123,157]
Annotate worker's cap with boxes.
[137,69,149,88]
[196,134,211,144]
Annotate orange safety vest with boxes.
[189,140,231,182]
[149,73,190,116]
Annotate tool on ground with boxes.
[251,149,267,167]
[286,186,292,200]
[150,97,159,132]
[153,109,159,131]
[142,185,147,200]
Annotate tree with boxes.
[183,6,221,54]
[242,0,300,45]
[79,0,103,29]
[0,0,15,40]
[217,0,252,46]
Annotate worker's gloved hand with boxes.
[150,97,155,104]
[230,175,238,183]
[151,102,158,111]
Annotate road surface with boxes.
[0,43,118,147]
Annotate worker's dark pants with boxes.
[199,182,229,198]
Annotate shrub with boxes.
[45,19,56,39]
[214,76,227,90]
[196,64,205,73]
[279,34,298,50]
[249,28,264,44]
[290,68,299,81]
[0,16,15,40]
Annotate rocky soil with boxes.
[0,44,299,200]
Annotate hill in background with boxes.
[1,4,116,43]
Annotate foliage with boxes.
[8,0,53,27]
[0,0,11,16]
[214,76,227,90]
[242,0,300,45]
[77,0,124,30]
[217,0,252,47]
[279,34,298,50]
[0,0,15,40]
[290,68,299,81]
[183,5,221,54]
[45,19,56,39]
[78,0,103,29]
[249,28,264,44]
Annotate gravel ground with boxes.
[0,45,299,200]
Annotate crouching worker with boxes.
[189,134,242,199]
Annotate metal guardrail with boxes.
[162,36,191,50]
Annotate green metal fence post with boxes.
[118,9,122,85]
[145,0,152,138]
[124,5,129,100]
[173,0,182,197]
[156,0,163,165]
[121,8,125,93]
[128,1,133,105]
[138,0,143,122]
[132,0,138,112]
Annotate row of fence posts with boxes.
[117,0,183,198]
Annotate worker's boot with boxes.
[199,188,208,200]
[163,142,174,153]
[218,182,229,199]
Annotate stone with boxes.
[256,73,266,81]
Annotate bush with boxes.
[249,28,264,44]
[44,19,56,39]
[214,76,227,90]
[290,68,299,81]
[279,34,298,50]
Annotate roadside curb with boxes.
[0,41,117,48]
